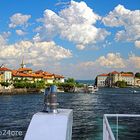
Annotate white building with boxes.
[54,74,65,83]
[121,74,134,85]
[97,71,135,87]
[134,78,140,87]
[97,74,108,87]
[0,67,12,82]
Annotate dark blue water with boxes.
[0,88,140,140]
[76,80,94,85]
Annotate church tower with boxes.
[20,56,26,68]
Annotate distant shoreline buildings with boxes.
[96,71,140,87]
[0,61,65,89]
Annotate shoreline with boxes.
[0,86,139,96]
[0,92,43,95]
[0,88,42,95]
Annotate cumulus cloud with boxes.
[63,53,140,79]
[0,35,7,46]
[95,53,140,69]
[102,4,140,44]
[0,40,72,68]
[61,53,125,79]
[16,30,27,36]
[35,0,110,49]
[96,53,125,68]
[135,40,140,48]
[9,13,31,28]
[0,32,11,46]
[128,54,140,68]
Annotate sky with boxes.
[0,0,140,80]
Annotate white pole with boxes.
[116,114,118,140]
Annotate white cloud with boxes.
[96,53,140,69]
[35,0,110,49]
[0,32,11,46]
[96,53,125,68]
[135,40,140,48]
[102,4,140,44]
[0,40,72,68]
[62,53,140,79]
[16,30,27,36]
[76,44,85,50]
[128,54,140,68]
[9,13,31,28]
[0,35,6,46]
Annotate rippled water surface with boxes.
[0,88,140,140]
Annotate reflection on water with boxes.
[0,88,140,140]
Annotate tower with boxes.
[20,56,26,68]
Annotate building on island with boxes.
[34,70,65,84]
[0,67,12,89]
[12,68,43,83]
[96,73,108,87]
[12,69,64,84]
[54,74,65,83]
[35,70,54,84]
[134,78,140,87]
[0,67,12,83]
[97,71,135,87]
[0,60,65,89]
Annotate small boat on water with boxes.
[87,85,98,93]
[132,90,140,93]
[94,86,99,92]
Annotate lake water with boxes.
[0,88,140,140]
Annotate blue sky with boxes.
[0,0,140,79]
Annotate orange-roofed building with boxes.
[97,73,109,87]
[0,66,12,83]
[12,59,44,82]
[98,73,109,77]
[12,70,44,83]
[110,71,120,75]
[97,71,135,87]
[35,70,54,83]
[119,73,134,85]
[53,74,65,83]
[18,67,32,74]
[35,70,65,83]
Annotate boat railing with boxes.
[103,114,140,140]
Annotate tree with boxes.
[0,82,10,87]
[13,82,26,88]
[60,82,75,92]
[65,78,76,84]
[116,80,127,88]
[135,73,140,78]
[35,80,46,89]
[94,77,97,86]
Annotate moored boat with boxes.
[87,85,98,93]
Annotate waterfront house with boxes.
[120,73,134,85]
[35,70,65,84]
[53,74,65,83]
[97,73,109,87]
[35,70,54,84]
[0,59,65,90]
[0,67,12,83]
[0,67,12,89]
[12,67,44,83]
[97,71,135,87]
[134,77,140,87]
